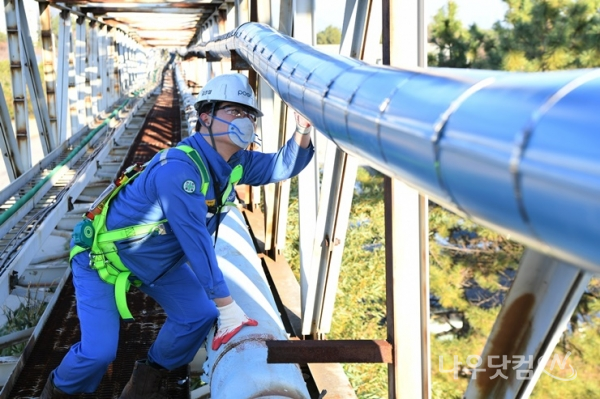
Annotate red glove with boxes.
[212,301,258,350]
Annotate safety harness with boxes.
[69,145,243,321]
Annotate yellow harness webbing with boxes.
[69,145,224,321]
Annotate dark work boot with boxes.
[40,373,70,398]
[119,360,168,399]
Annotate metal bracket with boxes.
[9,271,18,290]
[206,51,222,62]
[231,50,250,70]
[323,234,340,251]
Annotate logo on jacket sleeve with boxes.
[183,180,196,193]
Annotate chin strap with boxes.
[206,103,218,150]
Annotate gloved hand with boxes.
[212,300,258,350]
[294,112,312,134]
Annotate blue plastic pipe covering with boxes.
[186,23,600,271]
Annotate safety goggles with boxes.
[216,105,258,123]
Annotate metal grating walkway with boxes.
[6,70,190,398]
[8,278,190,398]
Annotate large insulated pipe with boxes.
[197,207,310,399]
[186,22,600,271]
[173,66,200,137]
[173,69,309,398]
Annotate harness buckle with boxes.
[90,252,108,271]
[155,223,167,236]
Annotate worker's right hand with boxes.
[294,112,312,134]
[212,300,258,350]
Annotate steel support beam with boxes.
[17,0,55,154]
[105,28,114,106]
[234,0,249,27]
[56,10,71,142]
[282,0,317,262]
[246,1,261,210]
[278,0,293,36]
[108,27,121,102]
[464,250,591,399]
[88,21,100,118]
[266,0,299,259]
[5,0,30,169]
[117,32,128,95]
[382,0,430,398]
[0,85,24,180]
[39,2,59,144]
[267,340,393,364]
[98,24,108,112]
[276,0,318,260]
[255,0,278,253]
[300,0,368,336]
[74,16,87,129]
[67,15,79,135]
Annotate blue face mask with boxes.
[202,116,258,149]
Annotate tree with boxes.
[428,1,471,67]
[429,0,600,71]
[426,2,600,397]
[316,25,341,45]
[496,0,600,71]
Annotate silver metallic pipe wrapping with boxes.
[187,22,600,271]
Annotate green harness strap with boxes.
[69,145,215,321]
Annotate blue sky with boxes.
[315,0,509,32]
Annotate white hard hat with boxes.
[194,73,263,116]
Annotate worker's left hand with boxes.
[212,300,258,350]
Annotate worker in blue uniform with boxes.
[41,72,314,398]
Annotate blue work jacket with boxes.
[106,133,314,299]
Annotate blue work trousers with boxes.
[52,250,218,394]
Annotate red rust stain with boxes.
[475,293,535,397]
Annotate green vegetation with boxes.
[428,0,600,70]
[0,24,46,120]
[0,60,11,101]
[289,4,600,396]
[286,165,600,397]
[317,25,342,45]
[0,60,46,120]
[285,167,388,396]
[0,290,47,356]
